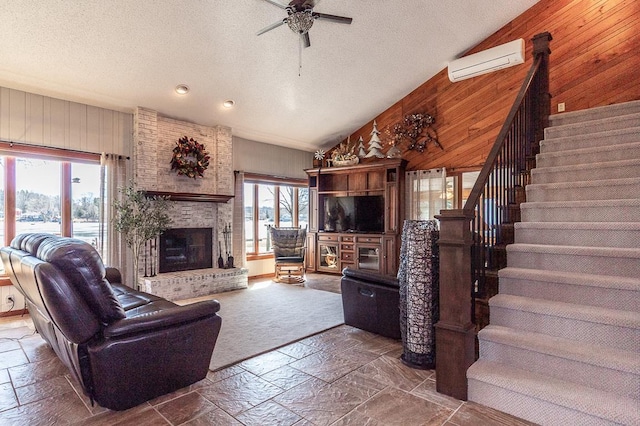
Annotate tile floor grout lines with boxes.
[0,274,534,425]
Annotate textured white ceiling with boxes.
[0,0,539,152]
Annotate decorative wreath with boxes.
[170,136,210,179]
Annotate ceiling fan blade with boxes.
[313,12,352,24]
[262,0,288,9]
[256,18,287,35]
[302,32,311,48]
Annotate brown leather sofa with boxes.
[340,267,401,339]
[0,233,222,411]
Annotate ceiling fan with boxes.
[257,0,353,48]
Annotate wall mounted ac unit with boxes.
[448,38,525,83]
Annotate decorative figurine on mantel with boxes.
[331,136,359,166]
[314,149,325,167]
[357,136,367,158]
[365,120,385,158]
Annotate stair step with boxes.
[520,199,640,222]
[526,177,640,202]
[540,126,640,154]
[506,243,640,278]
[536,141,640,167]
[477,325,640,399]
[531,158,640,184]
[500,266,639,313]
[489,294,639,352]
[514,221,640,248]
[548,100,640,127]
[544,112,640,139]
[468,360,640,426]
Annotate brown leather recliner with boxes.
[340,267,401,339]
[0,233,222,411]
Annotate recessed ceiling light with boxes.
[175,84,190,95]
[223,100,235,108]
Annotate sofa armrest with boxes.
[341,267,399,288]
[103,300,220,339]
[104,267,122,285]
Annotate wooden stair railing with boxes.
[434,32,552,401]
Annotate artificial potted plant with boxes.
[112,181,173,290]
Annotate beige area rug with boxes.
[182,281,344,371]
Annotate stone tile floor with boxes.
[0,274,535,425]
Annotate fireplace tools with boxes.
[144,238,157,277]
[221,224,234,269]
[218,241,225,268]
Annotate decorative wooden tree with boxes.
[357,136,366,158]
[365,120,385,158]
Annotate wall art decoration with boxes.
[170,136,210,179]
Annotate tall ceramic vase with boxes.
[397,219,440,369]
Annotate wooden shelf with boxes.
[306,158,406,276]
[144,191,233,203]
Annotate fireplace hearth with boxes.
[159,228,213,273]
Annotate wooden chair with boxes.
[269,226,307,283]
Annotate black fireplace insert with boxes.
[159,228,213,273]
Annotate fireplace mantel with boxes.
[144,191,234,203]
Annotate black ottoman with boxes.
[340,268,401,339]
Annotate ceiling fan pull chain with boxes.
[298,35,303,76]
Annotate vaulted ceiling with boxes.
[0,1,539,152]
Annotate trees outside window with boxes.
[0,152,101,276]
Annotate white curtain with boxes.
[405,168,447,220]
[232,171,246,267]
[99,153,128,274]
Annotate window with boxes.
[0,145,100,277]
[15,158,62,236]
[244,176,307,257]
[257,184,275,253]
[71,163,102,247]
[445,170,481,209]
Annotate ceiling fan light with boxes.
[287,11,314,34]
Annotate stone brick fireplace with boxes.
[132,107,247,300]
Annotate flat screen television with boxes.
[323,195,384,233]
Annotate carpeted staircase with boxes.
[467,100,640,425]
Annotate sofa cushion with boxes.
[38,237,125,324]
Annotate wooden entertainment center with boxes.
[305,158,406,276]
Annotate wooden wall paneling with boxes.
[86,105,102,149]
[0,88,9,140]
[49,97,67,149]
[102,109,114,154]
[27,94,45,145]
[68,101,83,151]
[330,0,639,174]
[8,89,26,142]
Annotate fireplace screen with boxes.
[159,228,213,273]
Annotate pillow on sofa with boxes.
[38,236,126,324]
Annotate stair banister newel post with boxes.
[434,209,476,400]
[434,32,551,400]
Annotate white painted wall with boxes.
[0,86,133,156]
[246,257,275,278]
[1,284,26,313]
